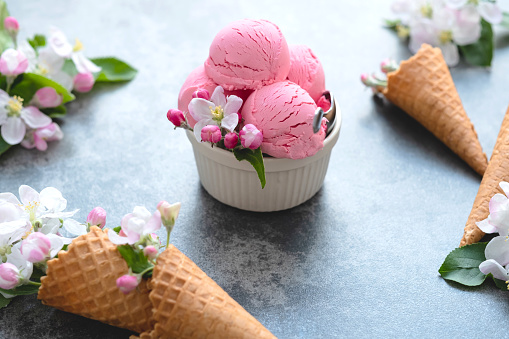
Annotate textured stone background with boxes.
[2,0,509,338]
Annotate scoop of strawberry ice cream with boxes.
[204,19,290,91]
[241,81,326,159]
[287,45,326,103]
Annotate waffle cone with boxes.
[37,226,155,333]
[460,106,509,246]
[383,44,487,176]
[136,245,276,339]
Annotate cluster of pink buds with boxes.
[167,88,263,151]
[361,58,400,93]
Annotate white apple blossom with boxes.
[479,236,509,282]
[188,86,241,142]
[0,91,52,145]
[108,206,161,245]
[476,182,509,236]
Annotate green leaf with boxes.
[10,73,75,103]
[113,226,121,233]
[0,135,11,156]
[27,34,46,50]
[492,276,508,291]
[0,0,12,53]
[41,105,67,118]
[0,284,40,296]
[90,57,137,82]
[384,19,401,31]
[233,147,266,189]
[0,294,11,309]
[439,242,488,286]
[459,19,493,67]
[501,12,509,29]
[62,59,78,77]
[117,245,153,277]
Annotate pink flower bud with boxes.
[21,122,64,152]
[87,207,107,228]
[201,125,222,143]
[360,73,369,85]
[143,245,158,260]
[4,17,19,34]
[157,201,181,229]
[33,87,63,108]
[0,263,20,290]
[224,132,238,149]
[0,48,28,76]
[167,109,185,127]
[73,72,95,93]
[239,124,263,150]
[116,274,140,295]
[21,232,51,263]
[192,88,210,100]
[317,96,331,112]
[380,58,398,74]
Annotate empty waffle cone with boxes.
[136,245,276,339]
[383,44,487,176]
[460,106,509,246]
[37,226,155,333]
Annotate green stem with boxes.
[138,265,154,277]
[26,281,41,286]
[6,76,14,94]
[166,231,170,249]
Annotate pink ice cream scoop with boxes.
[241,81,327,159]
[178,65,251,127]
[204,19,291,91]
[286,45,326,103]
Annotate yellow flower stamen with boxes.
[22,225,34,240]
[36,64,49,75]
[7,96,23,117]
[396,25,410,39]
[420,4,433,18]
[22,201,40,222]
[73,38,83,52]
[210,105,224,122]
[439,30,453,44]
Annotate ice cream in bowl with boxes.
[167,19,341,212]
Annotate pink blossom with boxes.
[224,132,238,149]
[157,201,181,230]
[21,232,51,263]
[0,48,28,76]
[21,122,64,151]
[87,207,107,228]
[4,17,19,34]
[192,88,210,100]
[143,246,158,260]
[32,87,63,108]
[201,124,222,143]
[167,109,185,127]
[239,124,263,150]
[116,274,140,295]
[73,72,95,93]
[0,263,20,290]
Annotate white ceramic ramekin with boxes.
[186,107,341,212]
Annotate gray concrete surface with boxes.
[2,0,509,338]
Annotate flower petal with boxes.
[210,86,226,108]
[193,118,214,142]
[485,236,509,266]
[107,229,129,245]
[478,2,503,25]
[143,210,162,234]
[51,71,73,92]
[6,245,33,282]
[48,27,73,57]
[224,95,243,116]
[72,52,101,73]
[499,182,509,198]
[479,259,509,281]
[476,218,498,234]
[440,43,460,66]
[1,117,26,145]
[20,107,52,128]
[62,219,87,237]
[221,113,239,132]
[0,192,21,205]
[188,98,214,121]
[46,234,65,258]
[19,185,40,206]
[40,187,67,212]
